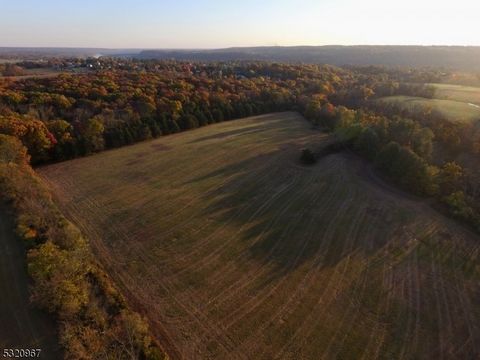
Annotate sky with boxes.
[1,0,480,48]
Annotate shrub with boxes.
[300,148,316,164]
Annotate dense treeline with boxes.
[0,134,166,359]
[367,99,480,156]
[0,60,473,163]
[1,62,340,163]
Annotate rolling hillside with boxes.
[39,113,480,359]
[430,83,480,105]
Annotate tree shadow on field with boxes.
[185,143,402,279]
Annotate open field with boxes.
[0,210,60,358]
[0,68,65,81]
[376,95,480,123]
[39,112,480,359]
[0,59,21,64]
[0,68,90,81]
[429,83,480,106]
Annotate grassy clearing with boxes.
[429,83,480,105]
[0,68,66,81]
[39,112,480,359]
[0,59,21,64]
[376,95,480,123]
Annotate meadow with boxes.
[0,67,68,81]
[430,83,480,105]
[376,95,480,123]
[39,112,480,359]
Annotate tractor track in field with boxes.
[171,165,301,278]
[207,175,337,320]
[236,182,348,357]
[271,185,361,358]
[296,201,368,357]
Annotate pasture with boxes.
[430,83,480,105]
[376,95,480,123]
[0,68,66,81]
[39,112,480,359]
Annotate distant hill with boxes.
[136,46,480,70]
[3,46,480,71]
[0,47,139,59]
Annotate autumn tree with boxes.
[80,117,105,155]
[439,162,464,195]
[47,120,76,160]
[0,134,30,165]
[0,115,55,163]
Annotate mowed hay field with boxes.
[39,113,480,359]
[376,95,480,123]
[429,83,480,105]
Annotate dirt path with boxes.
[0,208,60,359]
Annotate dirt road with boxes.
[0,208,60,358]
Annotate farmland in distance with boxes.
[375,95,480,124]
[429,83,480,105]
[39,112,480,359]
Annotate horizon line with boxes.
[2,44,480,51]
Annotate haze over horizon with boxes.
[1,0,480,49]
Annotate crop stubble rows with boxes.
[39,113,480,359]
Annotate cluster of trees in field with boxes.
[0,134,166,359]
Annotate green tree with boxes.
[354,127,380,160]
[443,191,474,221]
[47,120,75,160]
[376,142,438,195]
[412,127,435,159]
[81,117,105,154]
[439,162,464,195]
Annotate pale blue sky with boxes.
[1,0,479,48]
